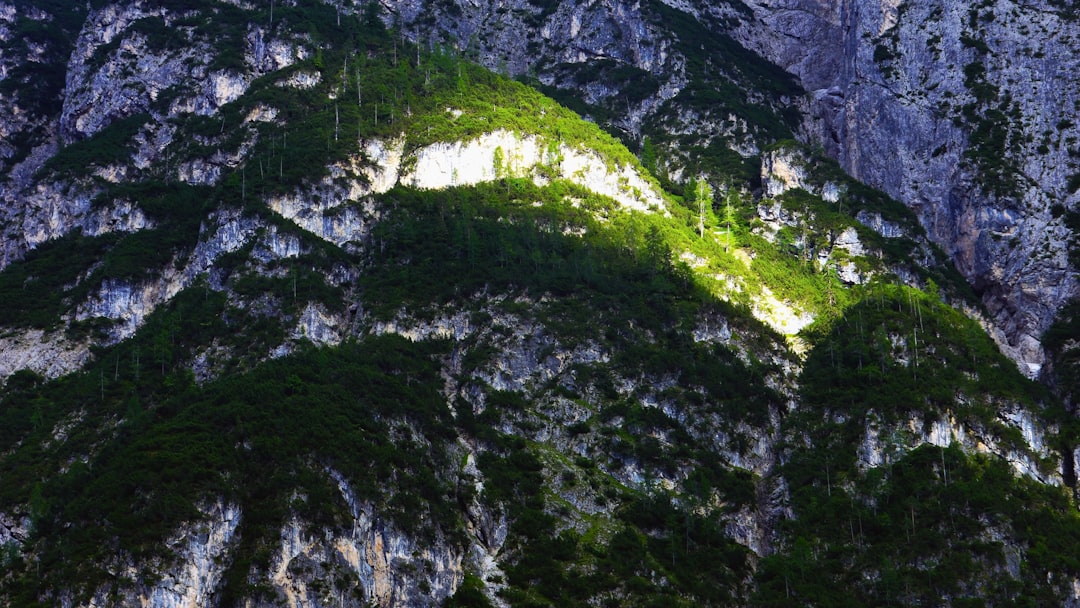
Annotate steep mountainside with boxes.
[379,0,1080,377]
[0,0,1079,607]
[733,0,1080,377]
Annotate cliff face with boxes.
[732,0,1080,376]
[2,1,1080,606]
[390,0,683,115]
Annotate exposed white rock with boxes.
[692,315,732,344]
[372,304,609,396]
[139,500,241,608]
[278,70,321,89]
[245,25,309,73]
[477,329,608,395]
[555,143,665,213]
[711,418,781,479]
[833,226,864,257]
[1,172,144,246]
[194,70,250,115]
[244,103,279,123]
[3,136,58,192]
[855,210,907,239]
[0,510,29,548]
[267,168,379,247]
[251,225,303,262]
[132,122,178,170]
[761,147,811,198]
[176,158,222,185]
[403,130,533,189]
[261,471,464,607]
[268,130,664,251]
[64,500,241,608]
[0,329,92,380]
[188,209,263,274]
[189,338,236,385]
[820,181,841,203]
[398,130,666,213]
[833,260,866,285]
[749,283,814,338]
[725,506,767,556]
[458,449,510,606]
[738,0,1080,376]
[857,406,1060,485]
[760,148,841,206]
[360,138,406,193]
[754,198,799,244]
[290,303,346,346]
[61,4,199,141]
[76,276,184,342]
[392,0,684,131]
[372,310,475,342]
[9,181,99,258]
[84,199,153,236]
[73,209,262,346]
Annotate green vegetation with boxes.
[362,171,867,330]
[364,179,689,317]
[0,179,785,603]
[0,231,115,329]
[0,319,462,603]
[364,179,782,420]
[747,285,1079,606]
[1,1,1077,606]
[0,180,217,332]
[801,285,1045,427]
[957,26,1024,200]
[473,437,751,606]
[444,574,496,608]
[151,6,658,210]
[754,445,1080,606]
[1044,300,1080,471]
[0,0,87,167]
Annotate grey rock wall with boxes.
[733,0,1080,375]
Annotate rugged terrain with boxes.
[0,0,1078,606]
[379,0,1080,376]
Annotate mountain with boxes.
[0,0,1078,606]
[380,0,1080,376]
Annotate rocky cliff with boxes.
[731,0,1080,377]
[377,0,1079,378]
[1,0,1079,606]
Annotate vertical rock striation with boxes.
[733,0,1080,375]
